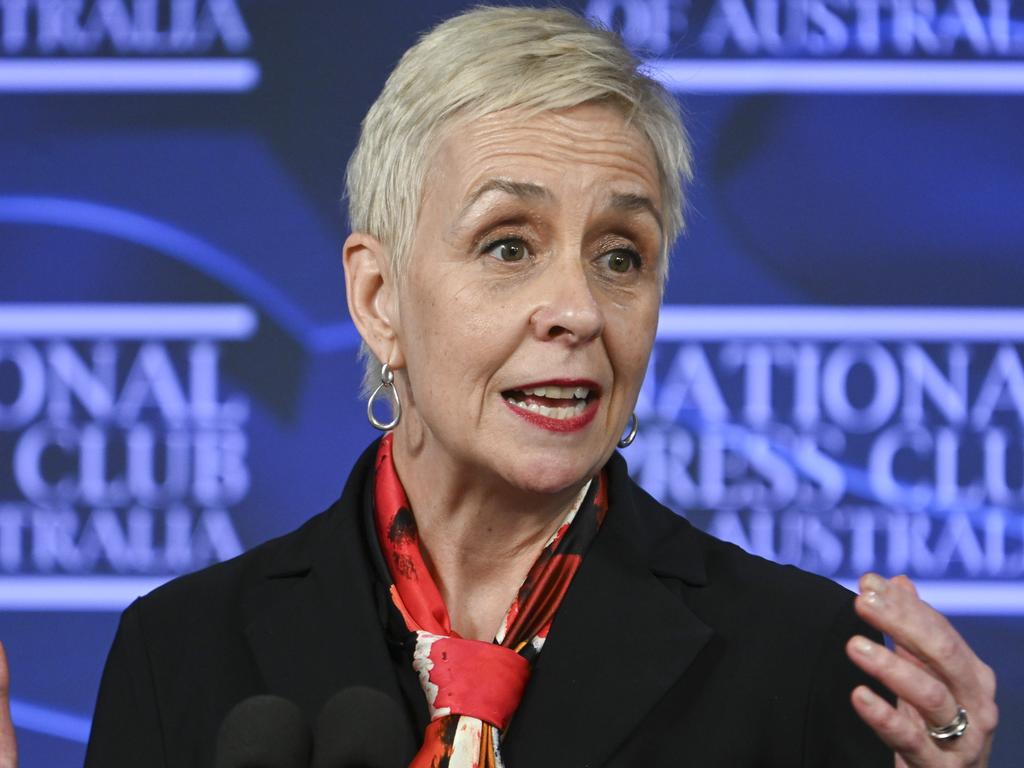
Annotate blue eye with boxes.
[604,249,641,273]
[485,238,529,262]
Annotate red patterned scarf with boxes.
[373,434,607,768]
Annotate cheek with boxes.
[617,341,654,397]
[608,303,659,381]
[407,287,518,388]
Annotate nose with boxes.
[529,259,604,345]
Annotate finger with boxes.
[0,641,16,768]
[895,695,928,734]
[890,575,988,692]
[894,642,927,670]
[850,685,938,768]
[891,606,1001,765]
[854,573,982,699]
[846,635,960,731]
[891,574,918,597]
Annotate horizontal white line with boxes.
[10,699,91,743]
[2,575,1020,614]
[0,576,171,610]
[645,59,1024,94]
[0,58,260,92]
[0,303,258,339]
[657,306,1024,340]
[836,580,1024,615]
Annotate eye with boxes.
[484,238,530,263]
[602,248,641,274]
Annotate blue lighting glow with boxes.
[0,196,356,352]
[656,306,1024,341]
[0,574,1017,616]
[837,580,1024,615]
[0,578,172,611]
[0,59,261,93]
[10,699,91,744]
[646,60,1024,94]
[0,304,256,339]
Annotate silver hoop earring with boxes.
[617,412,638,448]
[367,363,401,431]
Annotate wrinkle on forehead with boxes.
[427,104,663,216]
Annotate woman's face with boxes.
[391,102,664,495]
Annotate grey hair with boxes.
[346,5,692,396]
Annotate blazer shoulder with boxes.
[129,499,344,639]
[627,478,855,619]
[133,439,381,625]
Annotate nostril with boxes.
[530,301,604,343]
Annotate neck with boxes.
[389,428,588,640]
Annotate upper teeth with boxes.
[521,385,591,399]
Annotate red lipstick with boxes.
[501,379,601,433]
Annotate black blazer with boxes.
[84,442,892,767]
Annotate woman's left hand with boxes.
[846,573,998,767]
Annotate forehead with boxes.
[425,103,663,211]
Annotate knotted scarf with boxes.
[373,434,607,768]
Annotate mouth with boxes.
[501,379,601,432]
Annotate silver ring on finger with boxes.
[928,706,969,741]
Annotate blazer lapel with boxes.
[504,457,713,768]
[242,443,406,725]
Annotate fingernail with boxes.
[854,637,874,655]
[862,573,888,593]
[855,687,876,706]
[863,590,885,609]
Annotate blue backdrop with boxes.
[1,1,1022,765]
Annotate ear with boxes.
[342,232,405,369]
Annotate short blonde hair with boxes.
[346,5,692,394]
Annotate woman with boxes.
[0,6,998,767]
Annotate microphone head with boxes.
[311,686,416,768]
[215,694,312,768]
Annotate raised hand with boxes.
[846,574,998,767]
[0,641,16,768]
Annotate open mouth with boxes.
[501,381,600,427]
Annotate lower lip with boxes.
[503,397,599,433]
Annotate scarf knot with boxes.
[412,631,530,729]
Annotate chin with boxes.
[501,451,604,497]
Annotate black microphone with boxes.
[215,694,312,768]
[311,687,417,768]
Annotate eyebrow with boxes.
[453,178,662,233]
[610,192,663,233]
[458,178,551,218]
